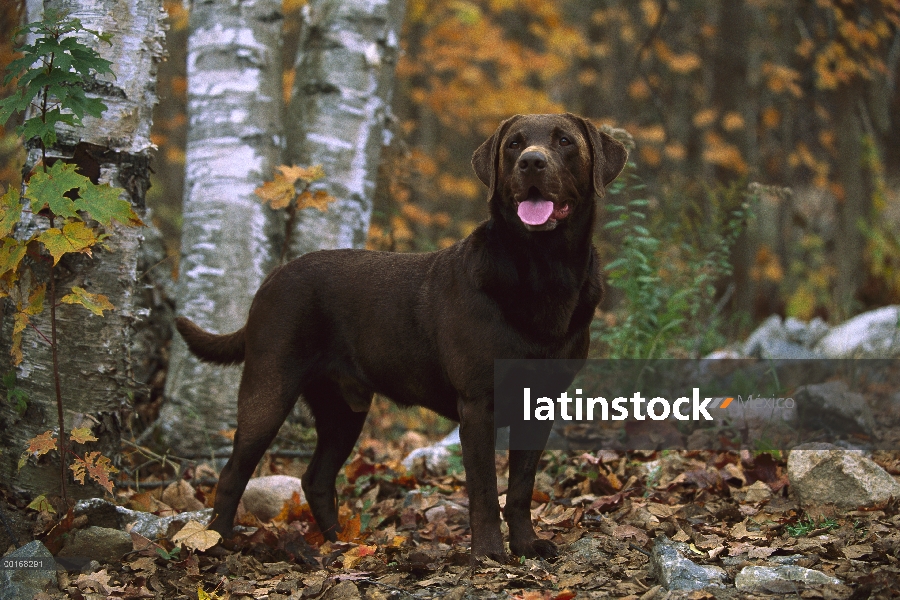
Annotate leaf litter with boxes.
[11,405,900,599]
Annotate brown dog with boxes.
[176,113,627,561]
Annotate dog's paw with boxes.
[469,538,510,566]
[469,550,511,567]
[510,538,558,560]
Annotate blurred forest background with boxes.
[3,0,900,347]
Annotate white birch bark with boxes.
[0,0,167,497]
[285,0,406,256]
[159,0,282,456]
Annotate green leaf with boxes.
[36,221,97,264]
[0,187,22,238]
[61,286,114,316]
[75,183,141,228]
[26,161,86,218]
[0,238,27,277]
[0,90,27,124]
[27,494,55,513]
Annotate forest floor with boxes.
[3,401,900,600]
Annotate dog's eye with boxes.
[509,141,520,149]
[559,137,571,147]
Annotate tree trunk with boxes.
[833,91,870,317]
[0,0,167,499]
[284,0,406,257]
[159,0,283,457]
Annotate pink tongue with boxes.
[517,199,554,226]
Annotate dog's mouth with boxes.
[516,187,570,229]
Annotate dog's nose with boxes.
[518,151,547,172]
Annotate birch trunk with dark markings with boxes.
[0,0,167,497]
[284,0,406,257]
[159,0,283,456]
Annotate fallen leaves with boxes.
[171,520,222,552]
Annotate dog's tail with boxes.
[175,317,246,365]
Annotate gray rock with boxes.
[0,540,57,600]
[735,565,841,592]
[74,497,213,541]
[814,305,900,358]
[129,508,213,540]
[758,338,823,359]
[784,317,830,348]
[648,535,727,590]
[75,497,142,529]
[787,443,900,509]
[742,315,783,357]
[794,380,877,436]
[242,475,306,522]
[402,428,460,472]
[58,526,134,562]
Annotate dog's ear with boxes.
[569,114,629,198]
[472,115,521,200]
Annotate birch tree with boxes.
[285,0,406,257]
[0,0,166,497]
[159,0,283,456]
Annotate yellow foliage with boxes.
[702,132,747,174]
[282,0,307,12]
[761,107,780,129]
[639,146,661,167]
[721,112,745,131]
[401,202,433,226]
[636,125,666,144]
[628,79,651,101]
[762,62,802,97]
[751,246,784,283]
[283,69,295,105]
[692,109,717,129]
[663,143,686,161]
[163,0,188,32]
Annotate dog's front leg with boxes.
[506,448,558,559]
[506,419,558,559]
[458,397,506,562]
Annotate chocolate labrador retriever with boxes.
[176,113,627,561]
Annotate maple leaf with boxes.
[12,284,44,336]
[70,426,98,444]
[0,186,22,238]
[337,513,362,542]
[254,173,295,210]
[297,189,337,212]
[342,544,377,569]
[27,494,55,513]
[75,569,125,595]
[280,164,325,182]
[61,286,114,316]
[27,430,58,456]
[0,237,27,278]
[171,520,222,552]
[36,220,97,264]
[74,182,143,228]
[25,161,85,218]
[255,164,328,209]
[71,450,118,493]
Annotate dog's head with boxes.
[472,114,628,232]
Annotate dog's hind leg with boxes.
[210,364,302,539]
[301,378,369,541]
